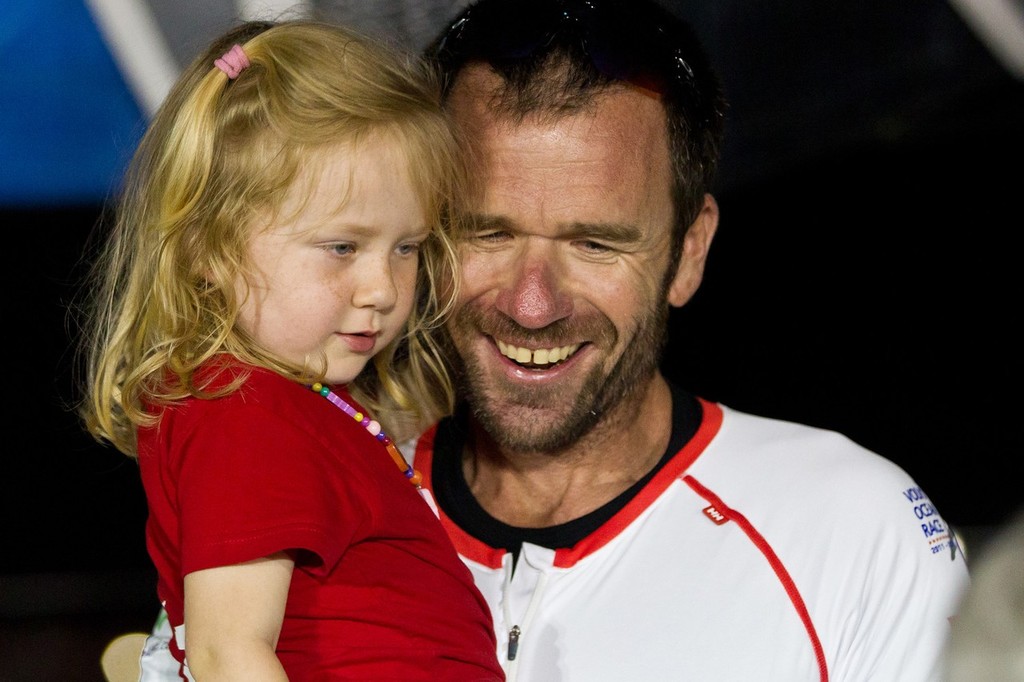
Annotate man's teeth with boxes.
[496,340,581,366]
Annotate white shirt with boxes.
[417,400,969,682]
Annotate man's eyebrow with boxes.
[467,214,512,231]
[562,222,643,243]
[468,215,642,242]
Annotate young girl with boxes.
[78,20,502,681]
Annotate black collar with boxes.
[430,382,703,556]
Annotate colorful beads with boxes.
[310,383,422,489]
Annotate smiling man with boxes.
[410,0,969,680]
[440,66,712,518]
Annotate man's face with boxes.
[446,67,689,453]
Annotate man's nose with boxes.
[494,245,573,329]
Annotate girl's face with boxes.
[235,136,428,385]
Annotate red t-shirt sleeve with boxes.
[170,400,371,577]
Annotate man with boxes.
[415,0,967,680]
[139,0,968,679]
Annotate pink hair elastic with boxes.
[214,44,250,79]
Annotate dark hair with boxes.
[425,0,726,261]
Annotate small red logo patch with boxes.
[703,505,728,525]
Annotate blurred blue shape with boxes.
[0,0,145,206]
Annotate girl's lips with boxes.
[340,333,376,353]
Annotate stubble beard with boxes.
[448,295,669,454]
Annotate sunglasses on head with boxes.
[431,0,704,100]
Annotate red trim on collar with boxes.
[552,399,723,567]
[416,399,726,571]
[415,424,508,569]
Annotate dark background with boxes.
[2,0,1023,680]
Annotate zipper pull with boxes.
[507,625,521,661]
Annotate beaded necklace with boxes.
[310,382,423,488]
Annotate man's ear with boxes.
[667,193,719,307]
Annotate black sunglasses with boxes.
[429,0,709,103]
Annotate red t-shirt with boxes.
[137,362,502,680]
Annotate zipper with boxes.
[501,557,550,680]
[507,625,521,660]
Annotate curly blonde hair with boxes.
[78,20,469,457]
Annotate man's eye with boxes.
[473,230,511,243]
[576,239,614,254]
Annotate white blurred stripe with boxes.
[948,0,1024,80]
[235,0,313,21]
[83,0,180,117]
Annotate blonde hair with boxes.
[78,20,468,457]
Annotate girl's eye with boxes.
[396,241,423,257]
[327,243,354,257]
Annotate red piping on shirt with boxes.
[683,474,829,682]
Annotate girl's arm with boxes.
[183,552,294,681]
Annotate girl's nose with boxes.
[351,260,398,311]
